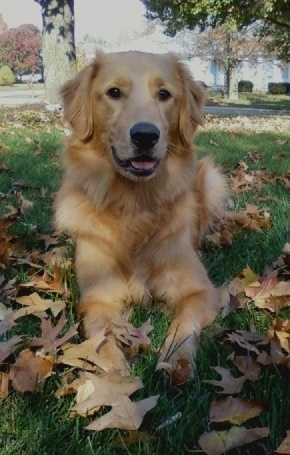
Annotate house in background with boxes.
[185,57,290,92]
[82,30,290,93]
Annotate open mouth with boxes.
[112,148,160,177]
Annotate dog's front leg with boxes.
[151,250,219,377]
[75,237,130,373]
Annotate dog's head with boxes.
[61,51,205,181]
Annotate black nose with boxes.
[130,122,160,150]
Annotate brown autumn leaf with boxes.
[54,373,86,400]
[14,292,66,319]
[268,319,290,354]
[171,358,191,385]
[10,349,53,392]
[19,265,66,295]
[0,335,22,363]
[204,366,246,394]
[210,396,263,425]
[29,312,78,354]
[198,426,270,455]
[229,354,261,381]
[0,372,9,398]
[85,395,159,432]
[70,371,143,417]
[16,192,33,214]
[109,318,153,356]
[245,272,290,312]
[275,429,290,454]
[58,332,117,372]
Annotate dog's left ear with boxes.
[175,59,205,146]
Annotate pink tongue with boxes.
[131,160,156,170]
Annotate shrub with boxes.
[238,80,253,93]
[0,65,15,86]
[268,82,290,95]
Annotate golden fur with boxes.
[55,51,227,375]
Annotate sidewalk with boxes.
[1,89,290,117]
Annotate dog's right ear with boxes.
[60,60,100,141]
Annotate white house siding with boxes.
[185,57,290,92]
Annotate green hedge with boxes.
[268,82,290,95]
[238,80,253,93]
[0,65,15,86]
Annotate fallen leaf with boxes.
[29,312,78,354]
[198,426,270,455]
[14,292,66,318]
[275,429,290,454]
[210,396,263,425]
[204,366,246,394]
[70,371,143,417]
[0,372,9,397]
[58,332,116,372]
[19,266,66,295]
[230,354,261,381]
[0,335,22,363]
[10,349,53,392]
[85,395,159,432]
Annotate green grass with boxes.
[0,109,290,454]
[207,92,290,111]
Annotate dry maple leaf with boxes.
[19,265,66,295]
[245,272,290,312]
[70,371,143,417]
[10,349,53,392]
[14,292,66,319]
[210,396,263,425]
[198,426,270,455]
[275,429,290,454]
[58,332,116,372]
[85,394,159,432]
[0,372,9,398]
[204,366,246,394]
[0,335,22,363]
[29,312,78,354]
[108,318,153,356]
[229,354,261,381]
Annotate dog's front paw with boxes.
[156,333,198,383]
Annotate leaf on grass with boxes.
[109,318,153,355]
[204,366,246,394]
[0,372,9,397]
[171,358,191,385]
[0,335,22,363]
[210,396,263,425]
[230,354,261,381]
[54,373,86,399]
[275,429,290,454]
[14,292,65,318]
[198,426,270,455]
[29,312,78,354]
[58,332,115,372]
[85,395,159,432]
[19,266,66,294]
[245,273,290,312]
[70,371,143,417]
[10,349,53,392]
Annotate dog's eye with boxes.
[158,89,172,101]
[107,87,122,99]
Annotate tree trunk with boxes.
[224,60,239,100]
[224,28,239,100]
[37,0,76,104]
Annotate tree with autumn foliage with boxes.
[0,24,42,76]
[33,0,77,104]
[142,0,290,98]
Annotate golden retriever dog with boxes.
[54,51,226,377]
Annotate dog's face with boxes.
[61,51,205,181]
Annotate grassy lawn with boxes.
[206,92,290,111]
[0,108,290,454]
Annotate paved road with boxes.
[1,89,290,116]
